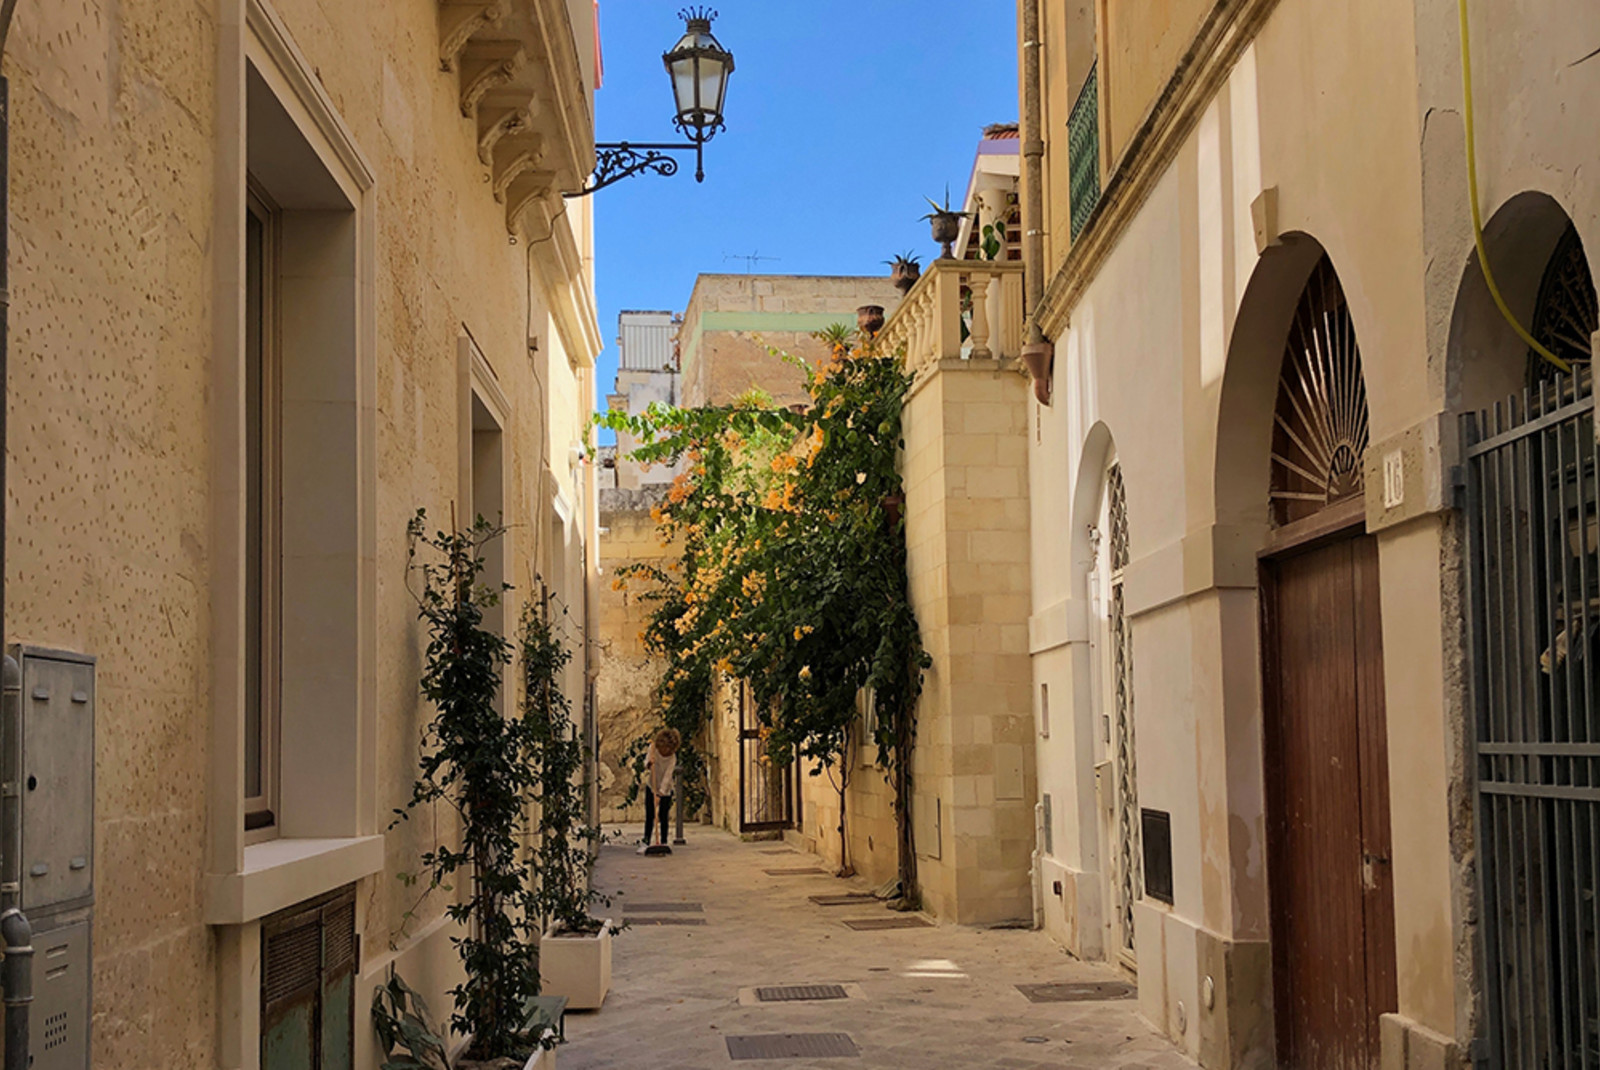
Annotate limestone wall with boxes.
[596,490,673,821]
[678,274,903,408]
[1021,0,1592,1062]
[898,359,1035,925]
[2,2,599,1067]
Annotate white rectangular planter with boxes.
[540,922,612,1010]
[523,1047,557,1070]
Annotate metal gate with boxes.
[738,681,795,833]
[1107,463,1142,964]
[1463,367,1600,1069]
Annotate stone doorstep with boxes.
[736,982,868,1007]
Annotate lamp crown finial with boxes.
[678,6,717,31]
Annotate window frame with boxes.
[244,179,283,842]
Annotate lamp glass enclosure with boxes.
[664,14,733,139]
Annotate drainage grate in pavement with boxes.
[841,916,932,931]
[725,1033,860,1060]
[626,917,707,926]
[761,849,797,855]
[754,984,849,1003]
[1015,981,1136,1003]
[809,894,876,907]
[622,902,703,913]
[763,867,827,876]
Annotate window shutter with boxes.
[261,885,358,1070]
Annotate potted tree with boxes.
[523,592,616,1011]
[379,512,556,1069]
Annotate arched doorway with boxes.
[1258,254,1398,1069]
[1526,222,1596,385]
[1455,199,1599,1068]
[1088,458,1141,969]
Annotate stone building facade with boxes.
[2,1,601,1067]
[1018,1,1598,1068]
[678,274,902,408]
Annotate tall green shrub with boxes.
[519,594,608,935]
[397,511,545,1060]
[598,333,929,898]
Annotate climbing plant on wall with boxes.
[598,333,930,899]
[392,512,550,1062]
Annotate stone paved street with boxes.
[560,826,1197,1070]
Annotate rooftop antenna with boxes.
[723,250,780,274]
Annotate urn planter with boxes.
[857,305,885,335]
[540,922,612,1010]
[889,261,921,293]
[927,211,964,259]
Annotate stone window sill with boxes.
[204,835,383,925]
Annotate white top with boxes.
[648,744,677,797]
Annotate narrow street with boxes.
[561,827,1196,1070]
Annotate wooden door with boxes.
[1262,533,1397,1070]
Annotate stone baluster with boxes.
[934,264,962,362]
[969,268,993,360]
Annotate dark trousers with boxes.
[644,788,672,844]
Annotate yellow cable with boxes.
[1458,0,1571,374]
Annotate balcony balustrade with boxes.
[1068,61,1101,241]
[878,260,1026,378]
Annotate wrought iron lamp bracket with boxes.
[568,140,705,198]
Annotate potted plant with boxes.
[383,512,556,1069]
[857,305,886,335]
[522,592,617,1011]
[885,251,921,294]
[373,974,558,1070]
[921,189,971,260]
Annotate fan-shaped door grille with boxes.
[1270,257,1370,527]
[1528,223,1597,387]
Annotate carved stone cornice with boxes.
[458,40,526,117]
[476,93,539,165]
[438,0,510,72]
[491,137,550,203]
[1035,0,1283,339]
[434,0,595,233]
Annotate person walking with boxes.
[640,727,680,852]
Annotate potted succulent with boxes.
[522,595,617,1011]
[885,251,922,294]
[921,189,971,259]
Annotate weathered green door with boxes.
[262,886,358,1070]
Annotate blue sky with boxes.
[589,1,1019,414]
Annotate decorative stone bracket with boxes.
[435,0,595,234]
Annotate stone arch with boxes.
[1448,190,1597,414]
[1213,234,1331,530]
[1201,231,1376,955]
[1064,421,1146,964]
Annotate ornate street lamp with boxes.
[570,7,735,197]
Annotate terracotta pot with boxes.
[890,262,921,294]
[1021,341,1053,405]
[857,305,885,335]
[882,493,905,528]
[928,211,964,258]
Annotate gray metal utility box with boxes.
[3,646,96,1070]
